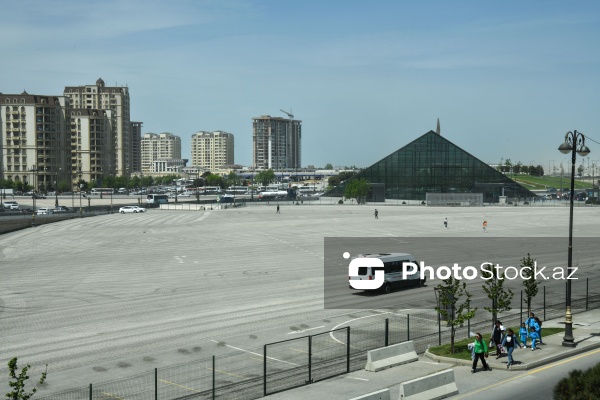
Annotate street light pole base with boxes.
[562,321,576,347]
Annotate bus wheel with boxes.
[383,284,392,294]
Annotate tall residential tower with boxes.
[252,115,301,170]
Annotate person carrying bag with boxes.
[472,332,492,373]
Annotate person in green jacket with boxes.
[472,332,492,373]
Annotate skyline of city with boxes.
[1,1,600,169]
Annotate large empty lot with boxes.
[1,203,599,395]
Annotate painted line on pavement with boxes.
[211,340,300,366]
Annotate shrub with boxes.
[554,362,600,400]
[338,199,343,204]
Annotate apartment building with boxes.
[0,92,69,190]
[63,78,132,178]
[1,79,140,190]
[131,121,143,173]
[140,132,182,174]
[191,131,234,171]
[252,116,301,170]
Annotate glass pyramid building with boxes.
[326,130,536,202]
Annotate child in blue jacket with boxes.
[519,322,528,348]
[529,326,540,350]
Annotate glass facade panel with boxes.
[326,131,536,202]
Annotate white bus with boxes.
[90,188,115,195]
[348,253,425,294]
[226,186,248,194]
[147,194,169,204]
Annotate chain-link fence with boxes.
[36,281,599,400]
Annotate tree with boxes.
[6,357,47,400]
[226,171,240,188]
[521,253,539,316]
[513,162,522,175]
[435,277,477,354]
[504,158,512,174]
[254,169,275,187]
[578,164,584,176]
[481,263,513,326]
[324,163,333,170]
[554,362,600,400]
[344,178,369,203]
[205,174,224,188]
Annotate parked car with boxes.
[3,201,19,210]
[37,207,52,215]
[19,208,33,214]
[53,206,70,213]
[119,206,146,213]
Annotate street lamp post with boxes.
[78,169,83,218]
[558,130,591,348]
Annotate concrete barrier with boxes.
[365,340,418,372]
[398,369,458,400]
[349,388,390,400]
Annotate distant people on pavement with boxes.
[534,316,544,344]
[526,312,541,345]
[519,322,529,348]
[374,209,378,219]
[490,320,506,359]
[501,328,524,369]
[483,220,488,233]
[276,204,280,214]
[444,218,448,229]
[529,326,541,350]
[471,332,491,373]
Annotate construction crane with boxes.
[280,109,294,119]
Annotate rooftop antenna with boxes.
[436,118,441,135]
[280,109,294,119]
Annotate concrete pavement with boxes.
[266,309,600,399]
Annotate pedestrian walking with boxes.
[534,316,544,344]
[526,312,542,344]
[444,218,448,229]
[374,209,378,219]
[483,220,488,233]
[490,320,505,359]
[529,327,541,350]
[519,322,529,348]
[501,328,524,369]
[276,204,280,214]
[471,333,491,373]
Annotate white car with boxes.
[119,206,146,214]
[37,207,52,215]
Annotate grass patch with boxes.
[511,174,590,190]
[428,327,565,360]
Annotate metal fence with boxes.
[36,280,600,400]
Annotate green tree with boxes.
[6,357,47,400]
[521,253,539,316]
[481,263,513,326]
[344,178,369,203]
[226,171,240,187]
[324,163,333,170]
[205,174,224,188]
[254,169,275,187]
[554,362,600,400]
[435,277,477,354]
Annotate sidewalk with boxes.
[266,309,600,399]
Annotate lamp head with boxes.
[559,142,573,154]
[578,146,591,157]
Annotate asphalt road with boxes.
[1,203,599,396]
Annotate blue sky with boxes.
[2,0,600,173]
